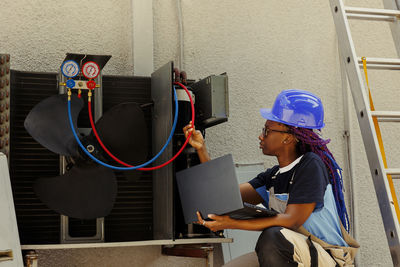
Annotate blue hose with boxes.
[67,87,179,170]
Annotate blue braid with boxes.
[323,152,350,232]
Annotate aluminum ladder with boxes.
[329,0,400,265]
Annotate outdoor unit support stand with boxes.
[58,62,104,244]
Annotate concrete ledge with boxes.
[21,238,233,250]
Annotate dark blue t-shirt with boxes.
[248,152,329,207]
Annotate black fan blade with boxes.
[24,93,83,156]
[34,164,117,219]
[94,102,148,179]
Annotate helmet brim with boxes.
[260,108,277,121]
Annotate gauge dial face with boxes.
[61,60,80,78]
[82,61,100,79]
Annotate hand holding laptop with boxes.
[195,211,233,232]
[176,154,277,225]
[195,211,227,237]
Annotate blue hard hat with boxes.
[260,89,325,129]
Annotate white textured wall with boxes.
[155,0,345,165]
[0,0,134,75]
[1,0,397,266]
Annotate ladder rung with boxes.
[358,57,400,65]
[371,111,400,120]
[347,14,396,22]
[386,168,400,176]
[345,6,400,17]
[358,57,400,70]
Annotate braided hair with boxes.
[287,125,350,232]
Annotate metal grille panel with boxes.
[10,71,153,244]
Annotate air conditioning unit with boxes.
[9,57,229,245]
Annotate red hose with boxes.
[88,81,195,171]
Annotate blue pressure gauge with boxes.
[61,60,80,78]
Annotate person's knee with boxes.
[255,227,297,267]
[255,226,282,253]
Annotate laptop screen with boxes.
[176,154,244,224]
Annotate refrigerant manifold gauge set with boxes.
[61,60,100,93]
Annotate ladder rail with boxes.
[330,0,400,265]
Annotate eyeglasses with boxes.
[261,127,291,137]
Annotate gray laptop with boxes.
[176,154,277,224]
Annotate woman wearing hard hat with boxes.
[183,89,359,267]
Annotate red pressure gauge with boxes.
[82,61,100,79]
